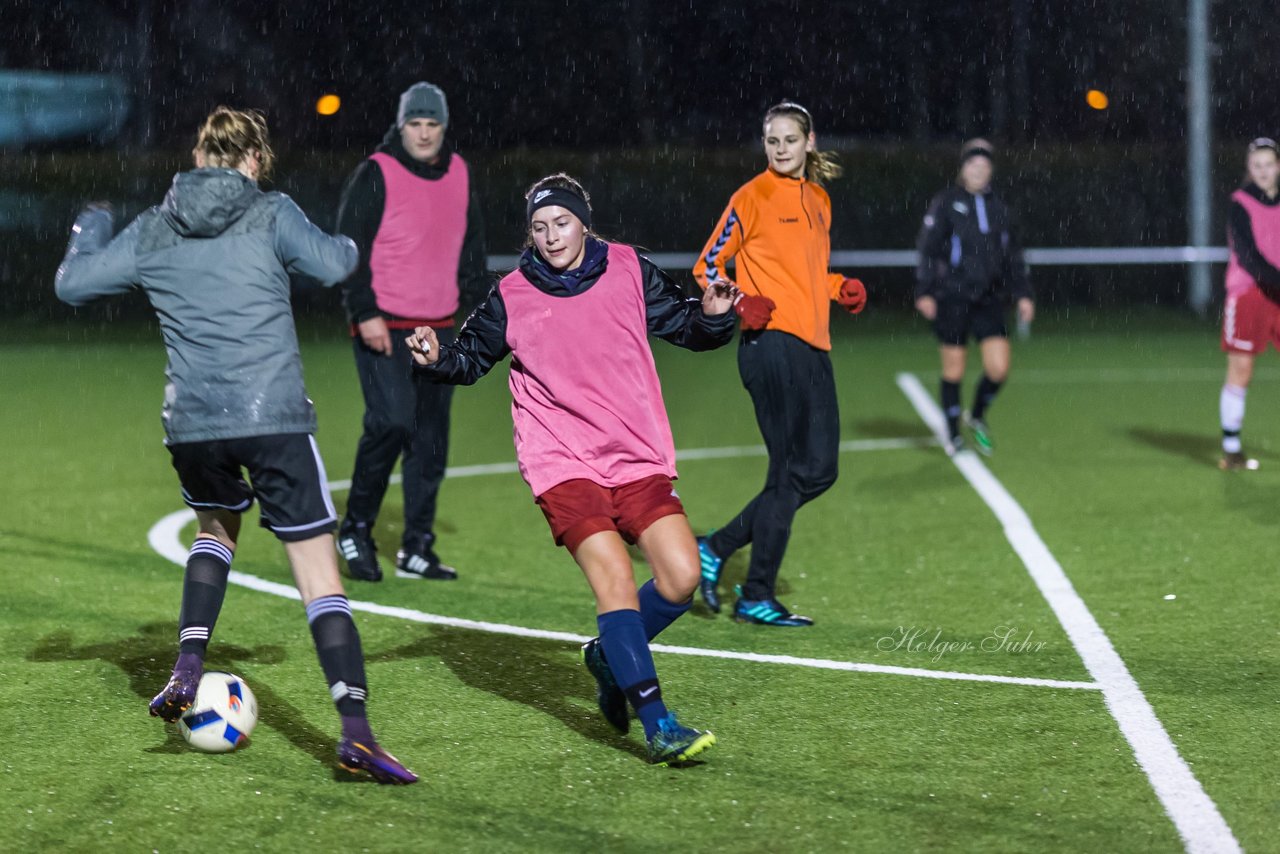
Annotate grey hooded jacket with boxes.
[55,168,357,444]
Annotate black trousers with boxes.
[708,330,840,600]
[345,327,455,547]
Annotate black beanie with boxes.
[960,142,994,166]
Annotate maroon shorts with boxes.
[535,475,685,553]
[1222,287,1280,355]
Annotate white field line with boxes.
[895,372,1240,854]
[145,436,1094,694]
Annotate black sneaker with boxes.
[581,638,629,733]
[395,533,457,580]
[337,520,381,582]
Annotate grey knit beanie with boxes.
[397,82,448,127]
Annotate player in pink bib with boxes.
[409,174,738,765]
[1219,138,1280,470]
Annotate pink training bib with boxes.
[368,152,469,318]
[1226,188,1280,297]
[499,243,677,497]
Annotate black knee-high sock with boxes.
[306,595,372,740]
[178,538,233,658]
[941,379,962,437]
[971,375,1003,421]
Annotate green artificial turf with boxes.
[1,308,1273,851]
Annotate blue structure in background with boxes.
[0,71,130,147]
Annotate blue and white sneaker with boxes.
[696,536,724,613]
[732,589,814,627]
[646,712,717,766]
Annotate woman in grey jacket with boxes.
[55,107,417,784]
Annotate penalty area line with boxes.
[896,372,1240,854]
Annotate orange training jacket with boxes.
[693,168,845,351]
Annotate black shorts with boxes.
[168,433,338,542]
[933,295,1008,346]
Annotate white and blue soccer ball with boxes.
[179,671,258,753]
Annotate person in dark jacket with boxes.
[55,106,417,784]
[334,81,489,582]
[1218,137,1280,470]
[915,138,1033,455]
[407,173,737,766]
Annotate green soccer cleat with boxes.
[646,713,717,767]
[963,412,994,456]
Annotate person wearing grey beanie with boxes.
[398,81,449,128]
[334,81,490,583]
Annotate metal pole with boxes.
[1187,0,1212,314]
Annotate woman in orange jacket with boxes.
[691,100,866,627]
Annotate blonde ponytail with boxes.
[804,149,842,186]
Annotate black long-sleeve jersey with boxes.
[915,184,1031,303]
[335,128,490,324]
[419,243,736,386]
[1228,182,1280,303]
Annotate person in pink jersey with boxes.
[407,173,738,765]
[1219,137,1280,470]
[334,82,490,582]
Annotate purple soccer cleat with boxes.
[148,669,201,721]
[337,739,419,785]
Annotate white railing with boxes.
[487,246,1230,271]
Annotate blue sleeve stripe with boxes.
[703,208,741,279]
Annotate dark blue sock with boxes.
[597,609,668,739]
[638,579,691,641]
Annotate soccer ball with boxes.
[178,672,258,753]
